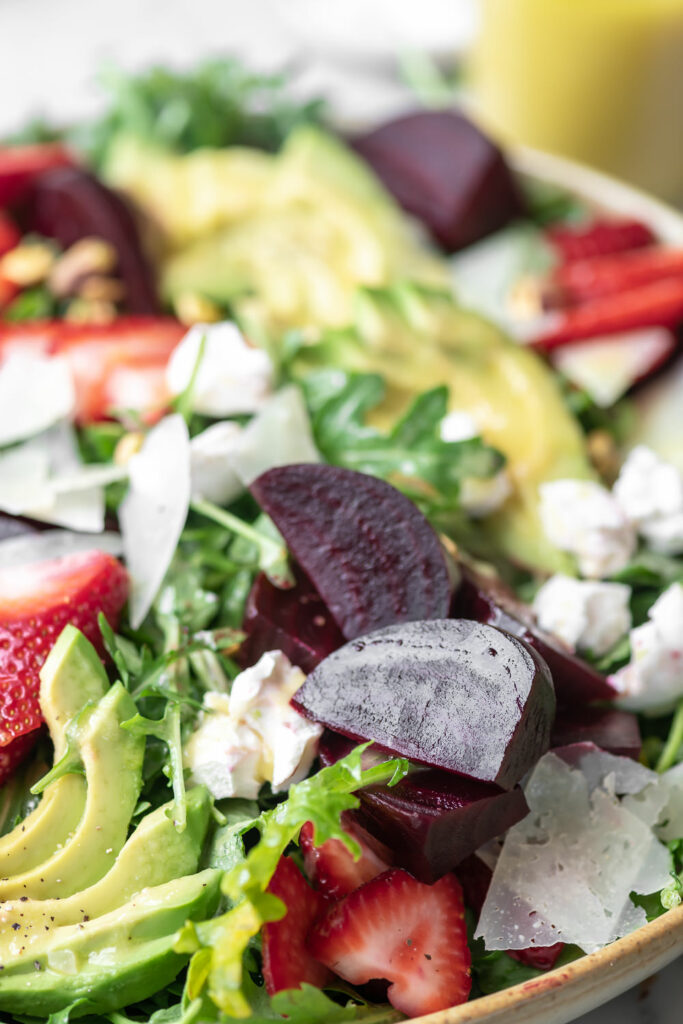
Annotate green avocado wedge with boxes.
[0,786,211,959]
[0,869,221,1017]
[0,680,144,900]
[0,627,108,875]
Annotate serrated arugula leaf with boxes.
[249,985,402,1024]
[302,370,504,513]
[175,746,409,1017]
[122,703,187,832]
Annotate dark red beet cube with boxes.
[241,566,344,674]
[352,110,524,252]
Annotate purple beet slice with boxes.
[319,730,528,882]
[241,565,345,674]
[26,167,160,313]
[451,564,617,706]
[352,110,524,252]
[249,465,452,640]
[551,707,641,761]
[294,618,555,789]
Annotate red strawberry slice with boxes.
[532,278,683,350]
[553,247,683,305]
[0,550,128,748]
[0,317,185,422]
[300,815,392,899]
[0,144,74,207]
[309,868,471,1017]
[547,218,655,263]
[262,856,332,996]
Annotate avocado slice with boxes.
[0,869,221,1017]
[295,284,594,574]
[0,786,211,959]
[0,679,144,900]
[0,627,108,875]
[158,126,447,332]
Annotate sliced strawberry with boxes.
[0,317,185,422]
[0,144,74,207]
[300,814,392,899]
[547,218,655,263]
[0,728,41,786]
[509,943,565,971]
[532,278,683,350]
[0,550,128,747]
[309,868,471,1017]
[554,247,683,305]
[262,856,332,996]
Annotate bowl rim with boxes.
[411,145,683,1024]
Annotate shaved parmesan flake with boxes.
[0,353,74,446]
[624,763,683,840]
[0,530,123,568]
[475,753,672,954]
[20,423,107,533]
[120,414,191,628]
[230,386,320,486]
[0,444,51,514]
[190,421,244,505]
[554,742,656,796]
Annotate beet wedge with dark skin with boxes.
[26,166,160,314]
[451,563,617,705]
[352,110,524,252]
[294,619,555,790]
[241,565,345,673]
[249,465,453,641]
[319,730,529,883]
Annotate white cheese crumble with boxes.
[166,321,274,418]
[613,445,683,555]
[609,583,683,713]
[475,750,672,954]
[439,411,479,443]
[539,479,636,579]
[185,651,322,800]
[532,574,631,657]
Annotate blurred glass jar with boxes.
[470,0,683,202]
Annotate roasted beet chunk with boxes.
[26,166,160,313]
[241,565,345,673]
[250,464,453,640]
[294,618,555,789]
[352,110,523,252]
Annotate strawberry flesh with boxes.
[0,728,41,786]
[547,218,655,263]
[300,815,392,899]
[553,247,683,305]
[309,868,471,1017]
[262,856,331,996]
[0,550,128,747]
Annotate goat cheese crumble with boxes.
[613,445,683,555]
[166,321,274,417]
[185,650,323,800]
[532,574,631,657]
[539,479,636,579]
[610,583,683,713]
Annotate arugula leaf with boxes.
[73,59,326,166]
[122,703,187,832]
[249,985,402,1024]
[190,499,294,588]
[175,746,409,1017]
[302,370,504,514]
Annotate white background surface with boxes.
[0,1,681,1020]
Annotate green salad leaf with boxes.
[176,746,409,1018]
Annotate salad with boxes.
[0,59,681,1024]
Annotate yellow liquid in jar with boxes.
[471,0,683,201]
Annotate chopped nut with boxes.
[114,432,145,466]
[587,429,620,484]
[78,275,126,303]
[63,298,118,324]
[0,243,55,287]
[49,237,118,297]
[174,290,223,326]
